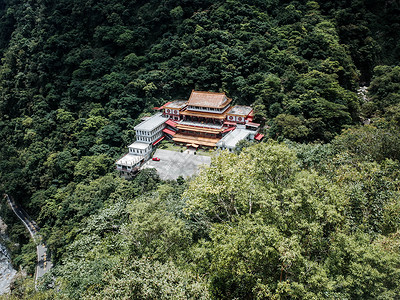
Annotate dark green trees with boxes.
[184,142,400,299]
[0,0,399,298]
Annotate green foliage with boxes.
[325,232,400,299]
[270,114,310,141]
[326,157,400,235]
[6,137,399,299]
[121,196,191,261]
[332,125,400,162]
[1,275,56,300]
[102,259,209,300]
[56,257,209,300]
[0,0,366,213]
[73,154,114,182]
[369,65,400,113]
[0,0,400,298]
[184,142,296,224]
[285,141,335,171]
[12,240,37,276]
[184,141,400,299]
[234,139,256,153]
[34,183,208,299]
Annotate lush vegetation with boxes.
[4,140,400,299]
[0,0,399,299]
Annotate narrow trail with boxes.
[3,194,52,288]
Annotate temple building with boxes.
[116,90,264,176]
[159,90,263,149]
[162,100,187,121]
[134,113,166,146]
[115,113,166,177]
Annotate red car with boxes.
[152,157,160,161]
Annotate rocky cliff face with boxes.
[0,218,17,296]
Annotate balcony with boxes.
[177,120,222,130]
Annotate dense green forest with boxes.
[0,0,399,298]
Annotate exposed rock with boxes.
[357,86,369,102]
[0,218,17,295]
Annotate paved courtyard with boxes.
[140,149,212,180]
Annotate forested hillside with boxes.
[0,0,399,299]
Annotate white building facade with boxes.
[216,129,253,152]
[116,113,167,177]
[134,113,167,145]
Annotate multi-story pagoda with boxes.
[116,90,264,177]
[159,90,262,148]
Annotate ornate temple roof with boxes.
[187,90,232,108]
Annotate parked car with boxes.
[152,157,160,161]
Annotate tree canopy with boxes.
[0,0,399,298]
